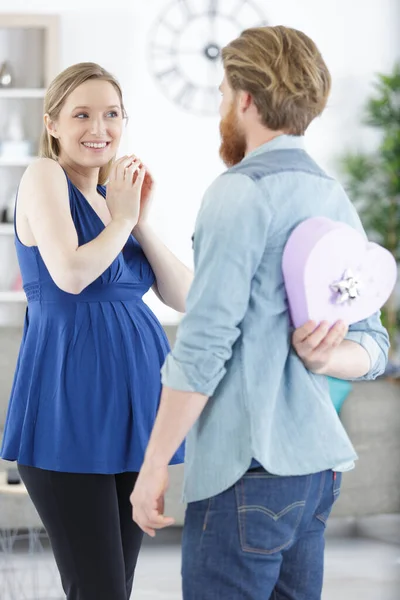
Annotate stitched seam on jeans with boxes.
[333,473,342,496]
[238,475,311,555]
[314,471,328,523]
[316,472,341,523]
[235,479,246,552]
[238,501,306,520]
[202,498,212,533]
[242,478,247,552]
[316,514,328,525]
[316,471,327,509]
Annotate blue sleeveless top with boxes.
[0,172,184,473]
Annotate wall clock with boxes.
[148,0,267,116]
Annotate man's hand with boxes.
[130,463,175,537]
[292,320,348,374]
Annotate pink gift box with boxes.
[282,217,398,327]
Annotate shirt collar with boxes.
[243,134,305,161]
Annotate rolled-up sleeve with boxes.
[346,312,390,380]
[161,173,272,396]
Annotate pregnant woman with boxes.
[0,62,189,600]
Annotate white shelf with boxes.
[0,156,37,167]
[0,291,26,303]
[0,88,46,98]
[0,223,14,235]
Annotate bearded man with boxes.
[131,25,389,600]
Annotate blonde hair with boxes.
[221,26,331,135]
[39,62,127,185]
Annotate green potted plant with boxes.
[340,63,400,369]
[332,66,400,521]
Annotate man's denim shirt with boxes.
[161,135,390,503]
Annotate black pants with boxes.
[18,464,144,600]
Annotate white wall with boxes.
[1,0,399,324]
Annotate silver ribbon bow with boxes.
[330,269,362,304]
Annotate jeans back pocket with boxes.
[235,472,311,555]
[315,471,342,525]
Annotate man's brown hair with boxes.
[221,26,331,135]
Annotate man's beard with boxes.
[219,103,246,168]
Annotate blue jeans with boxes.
[182,468,341,600]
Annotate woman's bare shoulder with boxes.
[19,158,68,203]
[16,160,70,227]
[22,157,66,184]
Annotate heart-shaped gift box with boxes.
[282,217,397,327]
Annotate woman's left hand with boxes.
[128,155,155,226]
[139,165,154,223]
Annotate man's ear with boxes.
[237,90,253,114]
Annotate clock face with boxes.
[148,0,267,116]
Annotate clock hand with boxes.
[209,0,218,17]
[179,0,193,20]
[208,0,218,43]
